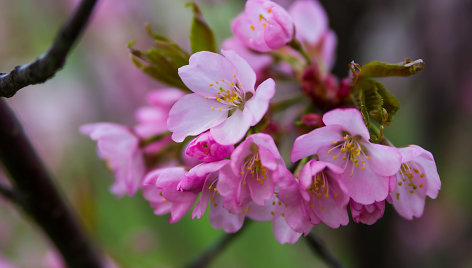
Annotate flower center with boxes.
[395,162,425,200]
[328,134,369,177]
[240,149,267,186]
[207,75,246,111]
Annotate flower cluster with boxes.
[82,0,441,244]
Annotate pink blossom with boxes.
[298,160,349,228]
[291,108,402,204]
[80,123,145,197]
[350,199,385,225]
[181,161,245,233]
[0,254,17,268]
[168,50,275,145]
[185,132,234,163]
[142,167,198,224]
[232,0,294,52]
[222,37,272,76]
[218,133,288,213]
[389,145,441,220]
[289,0,337,70]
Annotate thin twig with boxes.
[0,0,98,97]
[304,232,344,268]
[183,223,249,268]
[0,182,20,205]
[0,104,103,268]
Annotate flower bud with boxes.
[185,132,234,163]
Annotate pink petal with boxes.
[273,216,302,244]
[169,201,195,224]
[247,171,274,206]
[322,108,370,140]
[168,94,227,142]
[245,78,275,125]
[291,125,343,162]
[221,50,256,93]
[342,164,390,204]
[210,109,252,145]
[209,196,245,233]
[178,51,236,96]
[364,143,402,176]
[289,0,328,45]
[222,37,272,74]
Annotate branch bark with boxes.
[0,99,103,268]
[304,232,344,268]
[0,0,98,97]
[0,182,20,205]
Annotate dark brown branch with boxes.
[304,232,344,268]
[183,223,249,268]
[0,0,98,97]
[0,182,20,205]
[0,99,103,268]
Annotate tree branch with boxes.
[0,0,98,97]
[0,182,20,205]
[0,99,103,267]
[183,223,249,268]
[304,232,344,268]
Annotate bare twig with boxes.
[304,232,344,268]
[0,0,98,97]
[183,223,249,268]
[0,99,103,268]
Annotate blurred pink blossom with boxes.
[350,199,385,225]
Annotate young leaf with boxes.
[186,2,217,53]
[360,59,424,78]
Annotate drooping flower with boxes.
[80,123,145,197]
[298,160,350,228]
[185,131,234,163]
[350,199,385,225]
[389,145,441,220]
[142,167,198,224]
[168,50,275,145]
[218,133,288,213]
[291,108,402,204]
[232,0,294,52]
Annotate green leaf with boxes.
[128,26,190,91]
[359,59,424,78]
[186,2,217,53]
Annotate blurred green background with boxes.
[1,0,472,267]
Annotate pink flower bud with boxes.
[350,199,385,225]
[185,132,234,163]
[232,0,294,52]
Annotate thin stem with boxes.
[304,232,344,268]
[183,223,249,268]
[0,99,103,268]
[289,39,312,66]
[0,0,98,97]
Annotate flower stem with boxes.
[304,232,344,268]
[289,39,312,66]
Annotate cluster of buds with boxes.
[82,0,440,244]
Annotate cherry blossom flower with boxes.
[298,160,350,228]
[168,50,275,145]
[142,167,198,224]
[185,132,234,163]
[232,0,294,52]
[291,108,402,204]
[218,133,288,213]
[350,199,385,225]
[389,145,441,220]
[80,123,145,197]
[222,37,272,76]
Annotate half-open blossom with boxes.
[389,145,441,220]
[168,50,275,145]
[80,123,145,197]
[298,160,349,228]
[142,167,198,224]
[218,133,288,213]
[232,0,294,52]
[185,132,234,163]
[292,108,402,204]
[350,199,385,225]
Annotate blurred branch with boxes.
[0,182,20,205]
[183,223,249,268]
[304,233,344,268]
[0,0,98,98]
[0,100,103,268]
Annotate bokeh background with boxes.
[1,0,472,267]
